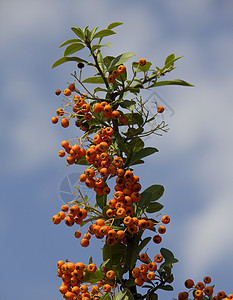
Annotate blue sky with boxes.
[1,0,233,299]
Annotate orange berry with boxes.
[103,284,111,293]
[106,209,114,218]
[139,264,148,274]
[64,88,72,96]
[157,105,164,113]
[87,263,97,273]
[68,83,75,91]
[158,225,166,234]
[113,156,123,167]
[106,270,115,280]
[80,238,89,247]
[58,150,66,157]
[139,253,149,262]
[51,116,58,124]
[161,215,170,224]
[81,103,90,114]
[132,267,140,278]
[61,118,69,128]
[154,254,163,263]
[70,205,80,215]
[93,103,102,113]
[203,276,211,284]
[148,262,157,271]
[111,110,120,120]
[83,233,91,240]
[153,235,162,244]
[147,272,155,280]
[61,205,69,212]
[57,211,66,220]
[128,224,138,234]
[217,291,226,299]
[112,70,119,77]
[57,260,65,268]
[80,285,88,293]
[52,215,61,225]
[72,286,81,295]
[194,290,203,299]
[119,115,128,125]
[116,207,126,218]
[116,230,125,240]
[66,155,75,165]
[75,262,85,271]
[138,58,146,66]
[74,231,81,238]
[108,75,115,83]
[135,277,144,286]
[184,278,194,288]
[85,168,95,178]
[196,282,204,290]
[56,108,64,116]
[55,89,61,95]
[118,65,126,74]
[204,286,213,296]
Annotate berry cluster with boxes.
[57,259,117,300]
[51,81,128,131]
[178,277,233,300]
[132,252,166,287]
[52,205,87,227]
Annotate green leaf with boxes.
[138,237,151,252]
[107,22,123,29]
[146,202,164,213]
[129,147,158,166]
[153,79,194,87]
[84,26,91,41]
[142,185,164,202]
[108,52,135,71]
[83,269,105,283]
[114,290,135,300]
[132,61,152,73]
[157,285,173,291]
[126,235,140,269]
[130,159,145,166]
[136,191,152,217]
[164,54,183,68]
[99,294,111,300]
[96,194,107,209]
[90,26,99,40]
[51,56,88,69]
[124,113,143,127]
[75,156,89,165]
[71,27,85,40]
[126,137,144,154]
[119,100,136,111]
[99,259,110,270]
[165,53,175,66]
[97,51,105,72]
[64,43,85,56]
[82,76,105,84]
[113,131,127,154]
[91,42,112,51]
[160,248,179,269]
[103,243,126,267]
[59,38,82,48]
[93,29,116,39]
[146,293,158,300]
[88,256,93,264]
[160,248,176,261]
[103,56,115,67]
[94,87,108,93]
